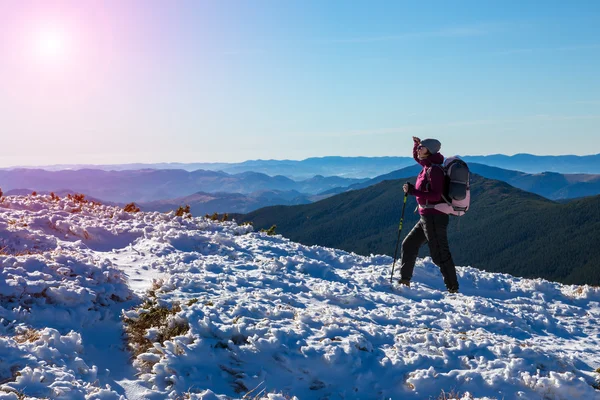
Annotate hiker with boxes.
[399,136,460,293]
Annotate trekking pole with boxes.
[390,190,409,283]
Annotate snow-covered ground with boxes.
[1,194,599,400]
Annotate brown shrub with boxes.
[124,202,140,213]
[175,205,191,217]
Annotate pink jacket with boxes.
[411,141,445,215]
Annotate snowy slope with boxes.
[1,194,599,400]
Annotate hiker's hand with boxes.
[403,182,414,194]
[412,136,421,144]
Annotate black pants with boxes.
[399,213,459,290]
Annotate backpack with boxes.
[425,156,471,216]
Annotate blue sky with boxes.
[1,0,599,166]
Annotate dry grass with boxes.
[242,381,265,399]
[438,389,463,399]
[124,202,140,213]
[65,193,102,207]
[0,246,46,256]
[14,328,41,344]
[172,394,191,400]
[67,193,86,203]
[260,225,277,235]
[123,299,188,359]
[175,205,192,218]
[147,279,164,299]
[201,212,234,223]
[593,368,600,390]
[187,298,199,306]
[7,218,28,228]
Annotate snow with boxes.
[1,193,599,399]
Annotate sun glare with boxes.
[35,28,68,63]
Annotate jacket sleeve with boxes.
[411,166,443,202]
[413,141,428,167]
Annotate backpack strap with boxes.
[425,164,444,186]
[425,163,444,207]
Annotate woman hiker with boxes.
[399,136,460,293]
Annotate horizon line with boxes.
[2,152,600,170]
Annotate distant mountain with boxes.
[319,165,422,195]
[140,190,313,215]
[2,157,414,179]
[463,153,600,174]
[2,162,232,173]
[237,175,600,285]
[6,154,600,178]
[220,157,416,179]
[322,163,600,200]
[469,164,600,199]
[0,169,366,203]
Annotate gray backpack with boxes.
[425,156,471,216]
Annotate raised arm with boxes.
[412,136,427,166]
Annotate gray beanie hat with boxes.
[420,138,441,154]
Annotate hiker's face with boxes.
[417,145,429,159]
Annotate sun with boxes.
[35,27,68,63]
[40,32,63,56]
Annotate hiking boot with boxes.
[398,279,411,287]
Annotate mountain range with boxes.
[3,161,600,217]
[236,174,600,286]
[0,169,366,203]
[464,153,600,174]
[2,157,415,179]
[324,163,600,200]
[5,153,600,178]
[138,190,314,215]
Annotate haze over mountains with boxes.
[3,157,415,179]
[2,156,600,217]
[5,153,600,178]
[0,169,366,203]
